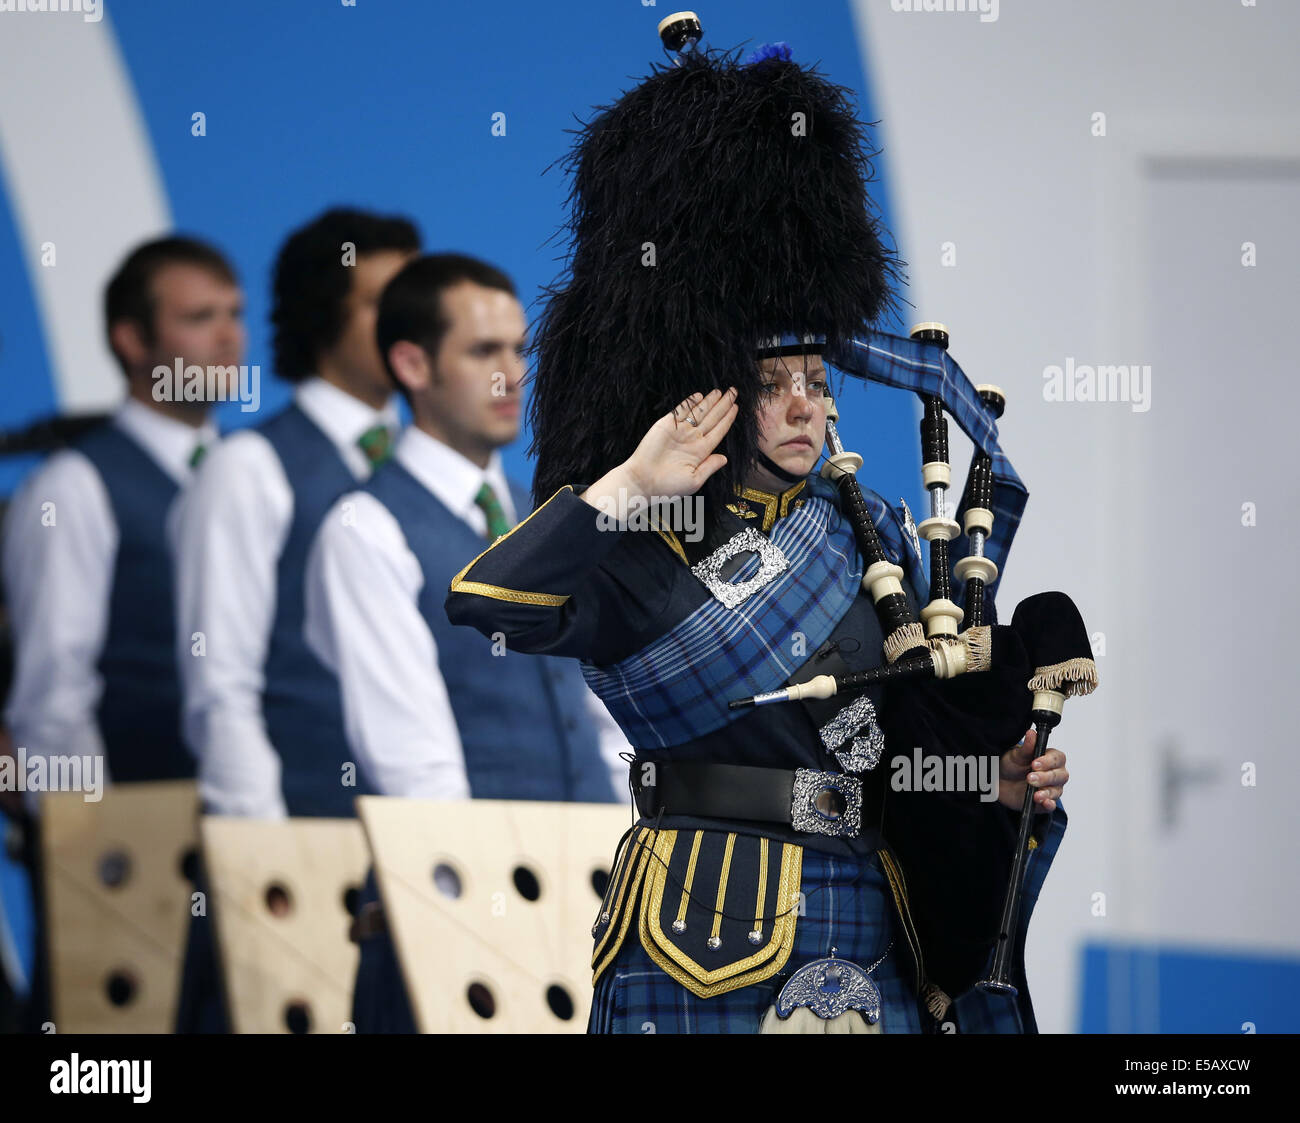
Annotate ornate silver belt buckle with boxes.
[790,769,862,838]
[775,947,882,1023]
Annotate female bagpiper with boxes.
[445,30,1071,1034]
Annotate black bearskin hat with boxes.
[529,44,901,516]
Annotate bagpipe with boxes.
[733,320,1098,999]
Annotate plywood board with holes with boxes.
[357,797,629,1033]
[42,780,199,1033]
[200,816,369,1034]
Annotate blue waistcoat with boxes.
[364,460,615,803]
[75,423,192,781]
[260,405,373,816]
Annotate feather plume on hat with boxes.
[529,45,902,518]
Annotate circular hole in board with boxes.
[511,865,541,902]
[104,968,138,1008]
[98,849,132,890]
[466,981,496,1020]
[264,882,293,917]
[545,983,575,1021]
[284,1000,312,1035]
[432,862,463,900]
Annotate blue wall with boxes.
[1,0,920,512]
[1080,941,1300,1034]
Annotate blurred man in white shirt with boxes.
[305,253,628,1032]
[171,208,419,1034]
[174,208,419,821]
[1,235,242,1030]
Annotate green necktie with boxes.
[474,481,512,542]
[357,424,394,468]
[189,443,208,469]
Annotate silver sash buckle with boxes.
[690,527,789,609]
[790,768,862,838]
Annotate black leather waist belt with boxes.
[634,761,877,839]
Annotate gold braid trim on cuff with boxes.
[448,484,576,605]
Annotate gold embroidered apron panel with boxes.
[591,827,803,999]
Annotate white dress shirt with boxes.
[172,377,399,819]
[2,398,215,808]
[305,426,631,802]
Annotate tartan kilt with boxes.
[588,848,928,1034]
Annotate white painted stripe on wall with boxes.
[0,9,171,411]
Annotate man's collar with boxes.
[394,426,513,524]
[294,376,399,449]
[114,398,215,485]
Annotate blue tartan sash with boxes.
[581,479,863,749]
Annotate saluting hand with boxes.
[582,387,739,510]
